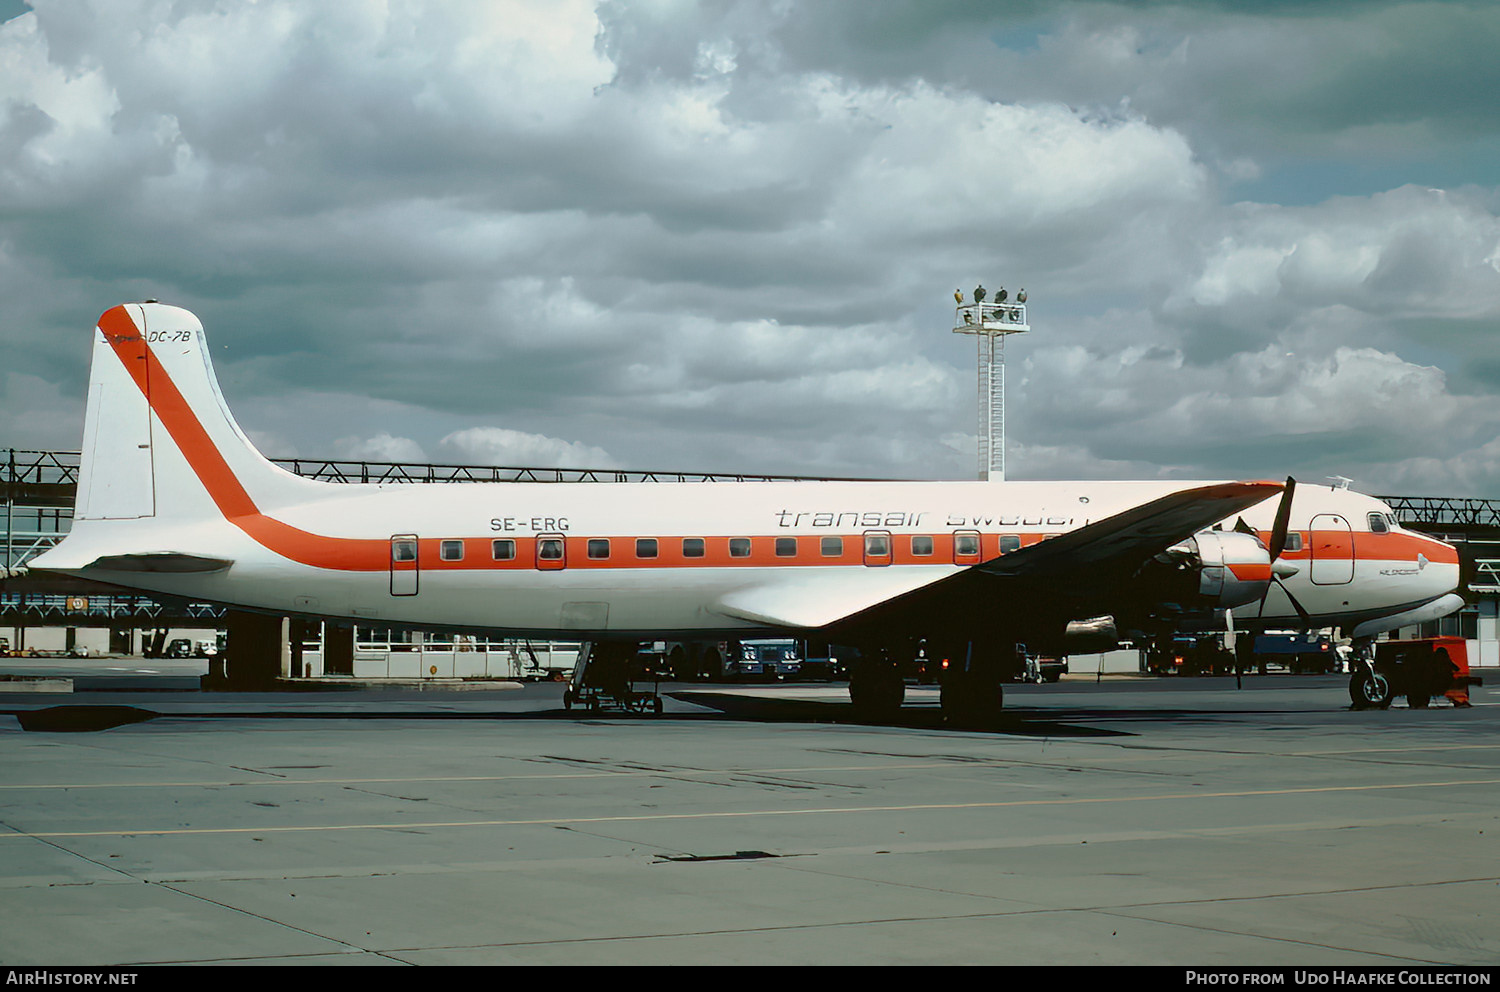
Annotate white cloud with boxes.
[332,432,428,463]
[438,426,617,469]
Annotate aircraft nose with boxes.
[1421,534,1463,597]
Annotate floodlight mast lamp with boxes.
[953,290,1030,481]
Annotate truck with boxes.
[1251,632,1338,674]
[1145,635,1234,676]
[642,638,804,681]
[733,638,801,680]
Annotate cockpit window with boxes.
[1368,512,1389,534]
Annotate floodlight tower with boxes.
[953,286,1029,481]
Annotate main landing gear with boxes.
[846,641,1011,728]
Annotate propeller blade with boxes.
[1279,578,1311,625]
[1267,476,1296,561]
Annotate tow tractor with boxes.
[1349,636,1482,710]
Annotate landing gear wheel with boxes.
[1349,671,1393,710]
[562,687,574,711]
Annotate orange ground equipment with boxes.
[1351,636,1482,709]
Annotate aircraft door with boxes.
[1308,513,1354,585]
[390,535,419,596]
[536,534,567,571]
[953,530,982,565]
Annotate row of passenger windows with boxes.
[418,522,1385,565]
[427,533,1016,563]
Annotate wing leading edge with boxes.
[713,481,1283,635]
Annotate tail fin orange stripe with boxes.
[98,306,386,571]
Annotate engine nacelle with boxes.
[1149,530,1272,613]
[1062,615,1119,653]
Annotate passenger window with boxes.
[440,540,464,561]
[587,539,610,559]
[538,539,564,561]
[392,539,417,563]
[775,537,798,557]
[821,536,844,557]
[999,535,1021,554]
[864,534,889,556]
[911,535,934,557]
[729,538,751,558]
[682,538,705,558]
[636,538,658,559]
[955,533,981,557]
[491,539,515,561]
[1367,512,1388,534]
[1284,532,1303,552]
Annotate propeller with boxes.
[1257,477,1311,625]
[1268,475,1296,561]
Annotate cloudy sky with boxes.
[3,0,1499,495]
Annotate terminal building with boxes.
[3,448,1497,678]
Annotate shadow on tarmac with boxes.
[4,689,1136,738]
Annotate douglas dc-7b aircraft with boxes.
[29,303,1464,722]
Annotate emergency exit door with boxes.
[391,535,419,596]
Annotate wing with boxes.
[711,481,1282,638]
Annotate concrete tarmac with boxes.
[0,670,1497,967]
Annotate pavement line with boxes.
[6,776,1500,839]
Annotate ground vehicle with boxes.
[1022,655,1067,683]
[734,639,800,679]
[798,641,852,681]
[164,638,195,658]
[1350,635,1482,709]
[1253,632,1336,673]
[563,643,662,714]
[1146,636,1233,676]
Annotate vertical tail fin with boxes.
[75,302,318,522]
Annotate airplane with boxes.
[27,302,1464,722]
